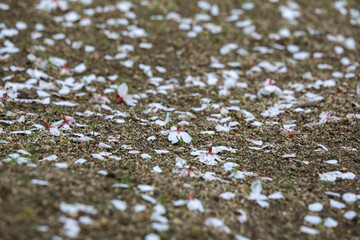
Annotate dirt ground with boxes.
[0,0,359,239]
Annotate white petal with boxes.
[219,192,236,200]
[123,94,136,106]
[304,215,322,225]
[180,132,192,143]
[308,202,323,212]
[330,199,345,209]
[145,233,160,240]
[111,199,127,211]
[54,162,68,168]
[342,193,357,202]
[268,192,283,199]
[250,180,263,195]
[168,132,179,144]
[187,199,204,213]
[173,199,187,206]
[138,185,155,192]
[117,83,128,96]
[324,217,338,228]
[151,166,162,173]
[49,127,60,136]
[344,210,356,220]
[256,200,269,208]
[237,209,247,223]
[300,226,319,235]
